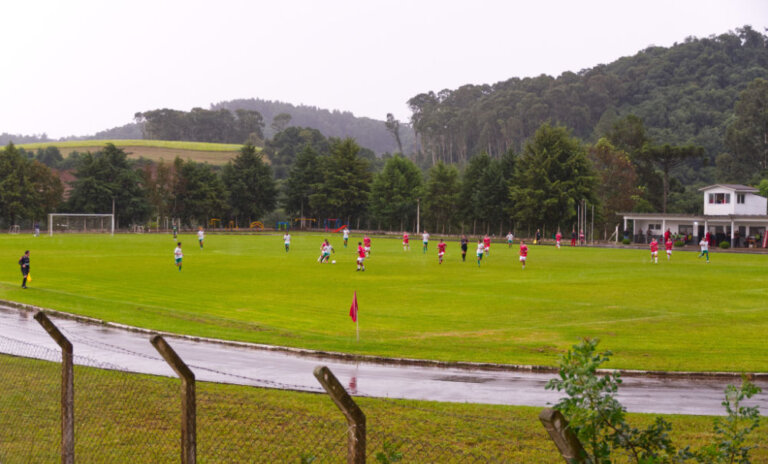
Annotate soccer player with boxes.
[483,235,491,256]
[475,239,484,266]
[197,227,205,249]
[363,235,372,256]
[172,223,178,239]
[519,240,528,270]
[283,233,291,252]
[437,239,446,264]
[422,230,430,253]
[402,231,410,251]
[356,241,366,271]
[460,235,468,262]
[579,229,585,245]
[571,229,577,247]
[535,229,541,245]
[650,237,659,264]
[19,250,30,288]
[34,222,40,237]
[321,239,334,263]
[343,227,349,248]
[506,231,514,248]
[665,236,673,261]
[555,231,562,249]
[698,238,710,263]
[174,243,183,272]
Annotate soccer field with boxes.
[1,232,766,372]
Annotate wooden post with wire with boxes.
[34,311,75,464]
[151,335,196,464]
[314,366,366,464]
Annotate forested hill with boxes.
[408,26,768,166]
[210,98,416,155]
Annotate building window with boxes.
[711,193,730,204]
[709,193,714,204]
[737,193,745,204]
[648,224,661,231]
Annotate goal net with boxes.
[48,214,115,236]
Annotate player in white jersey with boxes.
[283,233,291,252]
[476,240,485,266]
[422,231,430,253]
[174,242,183,271]
[343,227,349,248]
[197,227,205,249]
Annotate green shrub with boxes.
[720,241,731,249]
[674,240,685,247]
[547,338,762,463]
[621,238,631,245]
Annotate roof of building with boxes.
[698,184,759,193]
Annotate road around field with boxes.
[1,303,765,416]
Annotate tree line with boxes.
[0,116,717,238]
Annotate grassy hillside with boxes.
[18,140,247,165]
[2,233,768,372]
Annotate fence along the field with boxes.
[0,311,563,463]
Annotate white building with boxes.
[621,184,768,247]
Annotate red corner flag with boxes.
[349,291,358,322]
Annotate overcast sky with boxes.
[2,0,766,139]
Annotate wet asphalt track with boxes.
[0,304,765,416]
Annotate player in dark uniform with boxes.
[460,235,468,262]
[19,250,30,288]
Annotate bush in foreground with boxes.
[546,338,762,463]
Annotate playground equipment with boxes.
[324,218,342,232]
[227,220,237,231]
[276,221,290,230]
[209,218,221,228]
[8,225,20,234]
[249,221,264,230]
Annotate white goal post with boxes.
[48,214,115,236]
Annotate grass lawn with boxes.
[1,232,767,372]
[1,355,765,463]
[16,140,245,165]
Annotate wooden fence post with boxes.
[34,311,75,464]
[151,335,196,464]
[313,366,366,464]
[539,408,586,464]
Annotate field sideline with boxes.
[1,232,767,372]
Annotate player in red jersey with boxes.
[665,237,673,261]
[363,235,372,256]
[650,237,659,264]
[402,231,409,251]
[483,235,491,256]
[437,239,446,264]
[519,240,528,270]
[356,242,366,271]
[555,231,562,249]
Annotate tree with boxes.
[385,113,404,155]
[423,162,461,234]
[263,126,330,179]
[607,115,663,212]
[283,145,324,218]
[271,112,292,134]
[309,138,372,223]
[589,138,639,233]
[642,144,703,213]
[67,144,150,225]
[509,123,596,233]
[221,144,277,225]
[724,78,768,181]
[0,143,63,225]
[368,155,422,230]
[140,159,174,219]
[458,153,491,233]
[171,157,226,225]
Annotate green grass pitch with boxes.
[1,232,767,372]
